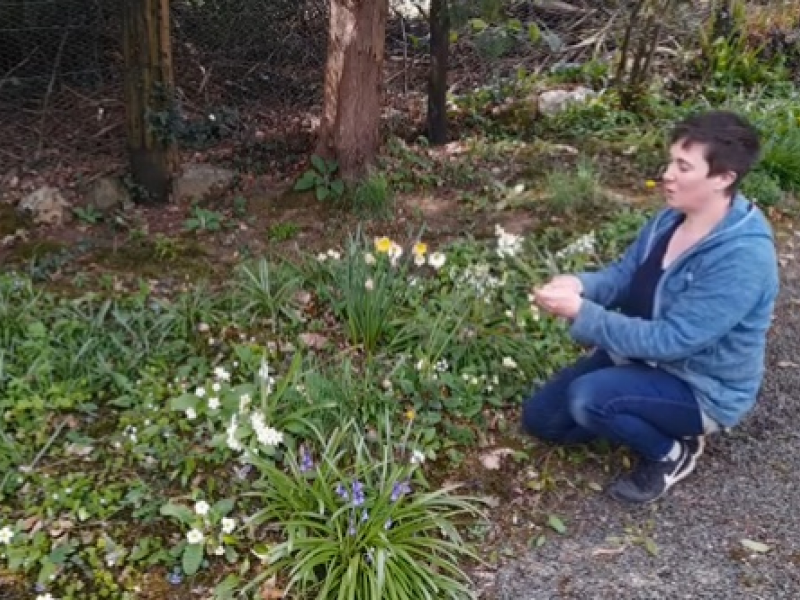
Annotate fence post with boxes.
[122,0,177,203]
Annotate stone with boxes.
[173,164,236,202]
[86,176,130,212]
[538,86,596,116]
[18,186,70,226]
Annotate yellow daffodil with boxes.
[645,179,657,189]
[374,236,392,254]
[412,242,428,257]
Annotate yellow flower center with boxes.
[374,237,392,254]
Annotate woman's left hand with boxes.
[532,285,583,320]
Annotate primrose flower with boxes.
[374,237,393,254]
[195,386,206,398]
[0,526,13,544]
[221,517,236,534]
[186,529,204,545]
[194,500,210,516]
[428,252,446,270]
[214,366,231,382]
[495,224,523,258]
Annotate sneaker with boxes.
[679,435,705,478]
[608,442,690,504]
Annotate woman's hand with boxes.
[532,282,583,319]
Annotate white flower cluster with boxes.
[250,411,284,447]
[555,231,596,259]
[458,262,505,298]
[495,224,523,258]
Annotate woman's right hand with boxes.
[541,274,583,295]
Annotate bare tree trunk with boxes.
[122,0,177,203]
[317,0,388,182]
[427,0,449,145]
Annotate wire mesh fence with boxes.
[0,0,755,178]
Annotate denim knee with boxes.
[566,377,597,431]
[521,391,569,442]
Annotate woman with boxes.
[522,110,780,504]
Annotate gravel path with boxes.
[495,242,800,600]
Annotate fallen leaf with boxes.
[591,545,626,557]
[479,448,515,470]
[260,574,285,599]
[741,539,771,553]
[298,332,328,349]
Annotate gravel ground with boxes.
[494,247,800,600]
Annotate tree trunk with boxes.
[122,0,177,203]
[317,0,388,182]
[427,0,449,145]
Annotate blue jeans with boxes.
[521,349,705,461]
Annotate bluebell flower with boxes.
[335,483,349,501]
[351,480,365,506]
[391,479,412,502]
[299,447,314,472]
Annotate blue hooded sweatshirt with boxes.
[571,194,779,428]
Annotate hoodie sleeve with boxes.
[569,242,778,362]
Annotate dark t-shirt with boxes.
[618,217,684,320]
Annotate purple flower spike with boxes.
[299,447,314,472]
[391,479,412,502]
[351,480,365,506]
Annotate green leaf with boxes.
[316,186,330,202]
[168,394,198,412]
[528,23,541,43]
[331,179,345,197]
[183,543,204,576]
[470,18,488,32]
[311,154,326,173]
[644,537,659,556]
[159,502,195,525]
[547,514,567,534]
[214,574,240,599]
[212,498,235,516]
[449,30,458,44]
[293,172,317,191]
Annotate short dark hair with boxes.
[669,110,761,193]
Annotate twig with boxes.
[19,418,69,474]
[0,45,40,94]
[36,28,70,158]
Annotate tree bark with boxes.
[317,0,388,182]
[427,0,449,145]
[122,0,177,203]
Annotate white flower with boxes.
[239,393,251,412]
[212,382,221,393]
[556,231,596,258]
[198,322,210,333]
[327,249,341,260]
[317,252,327,261]
[0,526,13,544]
[36,594,54,600]
[221,517,236,534]
[495,224,523,258]
[194,500,210,516]
[186,529,204,545]
[365,278,374,291]
[411,450,426,465]
[214,367,231,382]
[364,252,376,265]
[413,253,426,267]
[185,408,197,420]
[195,386,206,398]
[251,412,284,446]
[226,415,242,451]
[208,397,220,411]
[388,242,403,266]
[428,252,446,270]
[502,357,518,369]
[213,545,225,555]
